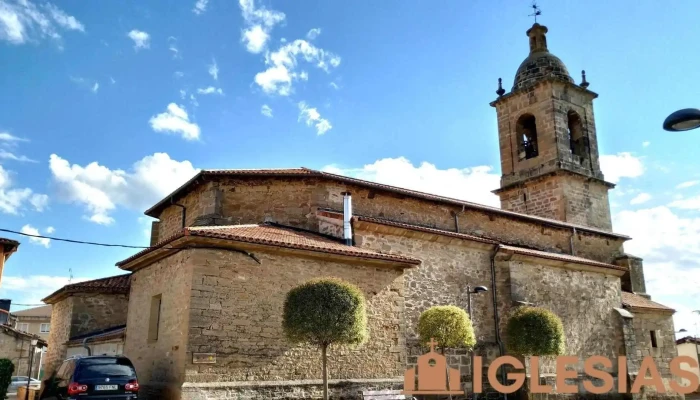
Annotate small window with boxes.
[148,294,162,342]
[40,323,50,333]
[516,114,539,160]
[650,330,658,348]
[16,323,29,332]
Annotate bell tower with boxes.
[490,23,614,231]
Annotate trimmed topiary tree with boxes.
[283,278,368,400]
[505,306,566,356]
[417,305,476,354]
[0,358,15,399]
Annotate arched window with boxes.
[567,110,586,158]
[516,114,539,160]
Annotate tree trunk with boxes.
[322,343,329,400]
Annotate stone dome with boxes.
[511,23,574,91]
[512,51,573,91]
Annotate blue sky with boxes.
[0,0,698,333]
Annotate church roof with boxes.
[512,23,574,92]
[143,168,629,240]
[621,292,674,313]
[42,274,131,304]
[116,223,421,269]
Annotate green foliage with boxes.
[417,306,476,351]
[0,358,15,399]
[283,277,368,347]
[505,306,566,356]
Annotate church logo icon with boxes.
[402,338,464,395]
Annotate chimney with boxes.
[343,192,352,245]
[0,299,11,325]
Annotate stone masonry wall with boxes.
[43,296,73,379]
[507,261,624,375]
[69,293,129,338]
[153,177,626,264]
[354,226,505,394]
[124,251,193,399]
[628,311,680,397]
[0,329,41,379]
[184,248,405,384]
[498,175,565,220]
[563,175,612,231]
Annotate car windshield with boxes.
[75,358,136,380]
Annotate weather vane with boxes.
[529,0,542,23]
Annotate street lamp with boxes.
[25,338,38,400]
[663,108,700,131]
[466,285,489,320]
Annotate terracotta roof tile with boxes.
[142,168,629,240]
[354,216,624,272]
[621,292,674,313]
[1,237,20,253]
[42,274,131,304]
[499,245,626,271]
[354,216,498,245]
[676,336,700,345]
[116,224,421,269]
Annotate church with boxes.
[42,22,680,400]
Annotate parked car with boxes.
[40,355,139,399]
[8,376,41,393]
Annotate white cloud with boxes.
[242,25,268,53]
[0,0,84,45]
[208,58,219,80]
[192,0,208,15]
[329,81,340,90]
[676,180,699,189]
[127,29,150,50]
[91,82,99,93]
[45,226,55,234]
[0,132,27,142]
[109,76,116,84]
[599,152,644,183]
[642,141,650,148]
[255,39,341,95]
[197,86,223,95]
[669,195,700,210]
[48,152,199,224]
[629,192,651,205]
[306,28,321,40]
[0,149,36,163]
[168,36,179,58]
[0,164,47,215]
[149,103,200,140]
[298,101,332,135]
[174,71,184,79]
[0,275,90,306]
[238,0,285,54]
[20,224,50,248]
[179,89,186,100]
[261,104,273,118]
[322,157,501,207]
[613,206,700,329]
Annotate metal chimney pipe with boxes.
[342,193,352,245]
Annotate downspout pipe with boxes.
[490,244,506,400]
[171,201,187,229]
[82,338,92,356]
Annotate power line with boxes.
[0,228,152,249]
[0,227,261,264]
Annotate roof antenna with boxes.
[529,0,542,23]
[68,268,73,284]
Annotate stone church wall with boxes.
[180,247,405,394]
[563,175,613,231]
[152,176,626,264]
[43,296,74,380]
[124,251,193,399]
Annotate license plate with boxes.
[95,385,118,390]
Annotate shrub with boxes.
[417,305,476,353]
[505,306,566,356]
[283,278,368,400]
[0,358,15,399]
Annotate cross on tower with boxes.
[529,0,542,23]
[428,337,439,352]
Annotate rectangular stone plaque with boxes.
[192,353,216,364]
